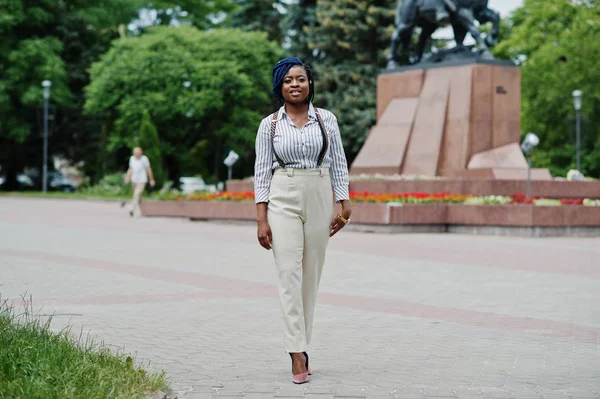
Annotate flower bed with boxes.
[225,179,600,200]
[161,191,600,206]
[348,192,469,204]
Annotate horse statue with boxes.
[386,0,501,69]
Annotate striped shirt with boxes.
[254,103,350,204]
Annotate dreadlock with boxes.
[271,57,315,104]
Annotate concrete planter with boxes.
[183,201,255,221]
[346,203,389,225]
[140,200,188,218]
[447,204,600,227]
[141,201,448,225]
[141,201,600,235]
[141,200,255,221]
[388,203,448,225]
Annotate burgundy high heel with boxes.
[289,353,309,384]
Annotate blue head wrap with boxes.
[272,57,314,104]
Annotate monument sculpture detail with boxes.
[387,0,501,68]
[350,0,552,180]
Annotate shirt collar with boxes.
[278,102,317,121]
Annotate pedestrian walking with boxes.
[254,57,352,384]
[124,147,155,218]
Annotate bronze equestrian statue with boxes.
[386,0,501,69]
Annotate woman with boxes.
[254,57,352,384]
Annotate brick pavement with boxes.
[1,197,599,399]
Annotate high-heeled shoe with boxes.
[303,351,312,375]
[289,353,309,384]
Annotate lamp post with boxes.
[223,150,240,182]
[572,90,582,172]
[41,80,52,194]
[520,132,540,198]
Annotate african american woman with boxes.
[254,57,352,384]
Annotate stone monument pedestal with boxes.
[350,60,550,180]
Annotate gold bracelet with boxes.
[336,213,349,225]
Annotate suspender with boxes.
[314,110,330,167]
[270,108,329,169]
[270,111,286,169]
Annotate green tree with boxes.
[495,0,600,177]
[305,0,395,162]
[493,0,582,61]
[282,0,318,62]
[85,26,282,182]
[131,0,236,30]
[0,0,141,189]
[137,110,165,188]
[228,0,286,44]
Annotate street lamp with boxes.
[520,132,540,198]
[572,89,582,172]
[223,150,239,182]
[41,80,52,194]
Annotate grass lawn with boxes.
[0,296,169,399]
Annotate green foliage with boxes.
[229,0,285,44]
[305,0,395,162]
[1,35,71,144]
[493,0,582,61]
[137,110,165,188]
[0,296,167,398]
[5,0,598,184]
[282,0,318,62]
[77,172,132,197]
[85,26,282,181]
[496,0,600,177]
[309,0,394,65]
[135,0,236,30]
[315,63,379,157]
[0,0,142,189]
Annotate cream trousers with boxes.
[268,168,334,353]
[130,183,146,217]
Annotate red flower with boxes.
[510,193,534,204]
[560,198,583,205]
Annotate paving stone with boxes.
[184,394,214,399]
[1,198,599,399]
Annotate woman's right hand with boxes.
[257,220,272,250]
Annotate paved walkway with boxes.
[1,197,599,399]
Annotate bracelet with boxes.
[336,213,350,225]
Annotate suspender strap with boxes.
[270,111,286,169]
[269,107,330,169]
[314,108,329,168]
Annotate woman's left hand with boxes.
[330,201,352,237]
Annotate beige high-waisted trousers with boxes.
[268,168,334,353]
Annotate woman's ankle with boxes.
[290,352,307,374]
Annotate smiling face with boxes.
[281,66,310,105]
